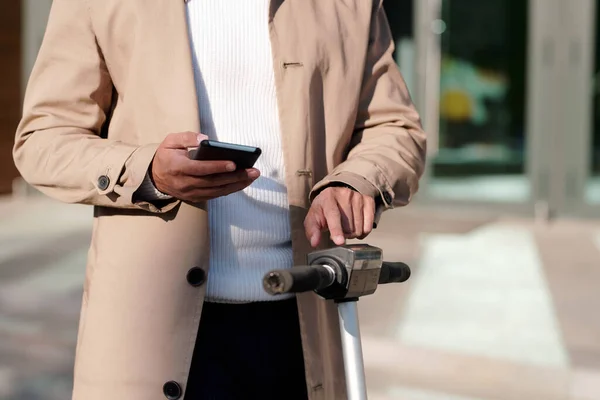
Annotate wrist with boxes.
[135,168,173,202]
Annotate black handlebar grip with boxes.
[263,265,335,295]
[379,262,411,284]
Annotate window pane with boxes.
[429,0,530,202]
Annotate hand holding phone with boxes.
[150,132,261,203]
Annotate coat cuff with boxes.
[114,143,180,213]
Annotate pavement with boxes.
[1,196,600,399]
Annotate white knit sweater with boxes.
[184,0,293,303]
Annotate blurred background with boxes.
[0,0,599,399]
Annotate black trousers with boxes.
[184,298,309,400]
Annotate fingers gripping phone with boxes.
[189,140,262,170]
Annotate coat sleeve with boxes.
[310,1,427,215]
[13,0,177,213]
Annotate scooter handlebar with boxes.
[263,262,411,295]
[378,262,411,284]
[262,265,336,295]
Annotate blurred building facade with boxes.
[1,0,599,218]
[0,2,22,194]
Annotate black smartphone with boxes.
[190,139,262,170]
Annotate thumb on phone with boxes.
[162,132,208,150]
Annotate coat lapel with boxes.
[269,0,285,21]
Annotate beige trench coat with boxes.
[13,0,426,398]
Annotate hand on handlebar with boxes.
[304,187,376,248]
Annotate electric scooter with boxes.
[262,244,411,400]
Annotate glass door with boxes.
[417,0,530,204]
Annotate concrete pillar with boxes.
[21,0,53,97]
[12,0,53,197]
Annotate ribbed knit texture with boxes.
[186,0,294,303]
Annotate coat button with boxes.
[97,175,110,191]
[382,191,393,205]
[163,381,182,399]
[186,267,206,287]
